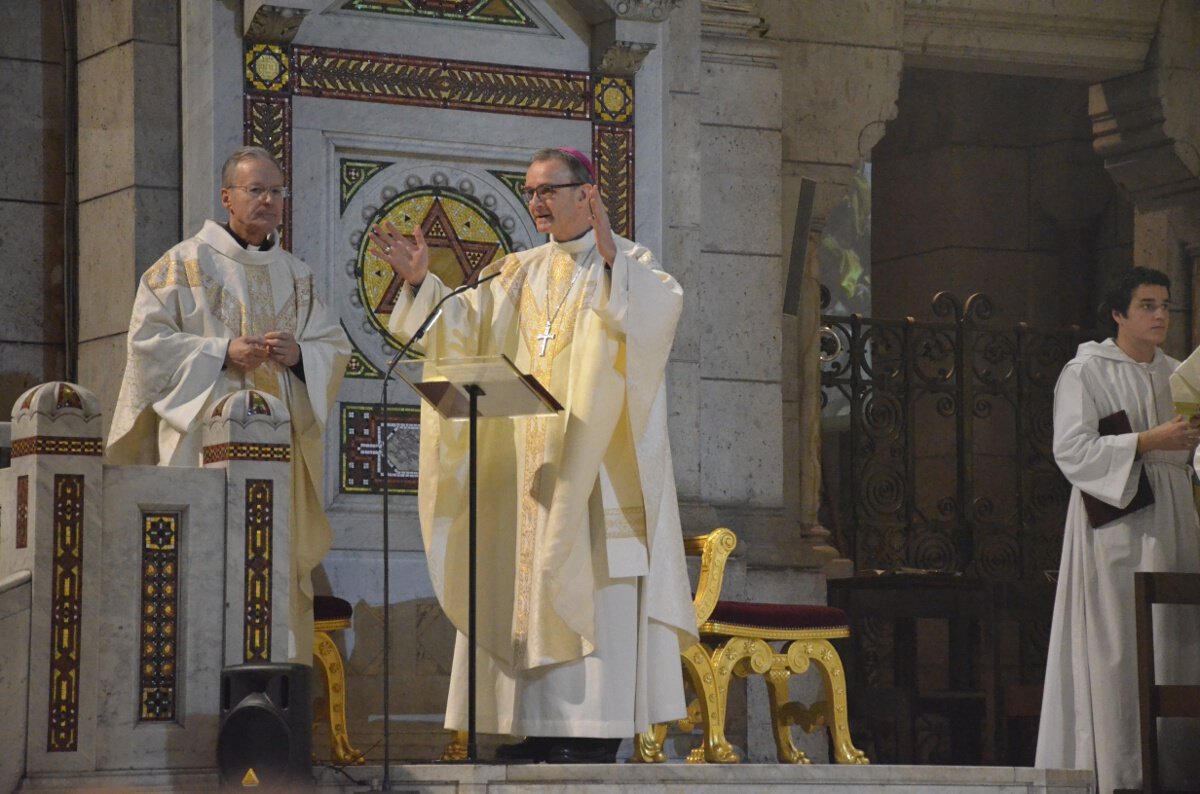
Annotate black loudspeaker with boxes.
[218,663,312,789]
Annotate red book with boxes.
[1081,409,1155,528]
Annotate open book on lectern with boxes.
[393,353,563,420]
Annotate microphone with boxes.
[377,266,499,789]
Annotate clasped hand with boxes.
[227,332,300,372]
[1137,414,1200,454]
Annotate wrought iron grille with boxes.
[819,292,1092,580]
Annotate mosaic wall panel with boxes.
[16,474,28,549]
[594,124,634,238]
[241,40,636,254]
[293,47,591,119]
[47,474,84,752]
[139,512,180,722]
[243,88,293,250]
[358,185,515,344]
[340,403,421,494]
[243,479,274,662]
[342,0,539,29]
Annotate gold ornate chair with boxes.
[313,595,365,766]
[635,528,868,765]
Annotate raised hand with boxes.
[368,221,429,286]
[586,184,617,267]
[227,335,269,373]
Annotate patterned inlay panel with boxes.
[340,403,421,494]
[47,474,84,752]
[594,124,634,239]
[292,46,591,119]
[341,158,390,213]
[244,91,293,250]
[11,436,104,458]
[202,442,292,464]
[342,0,538,28]
[139,513,180,722]
[243,479,274,662]
[16,475,28,549]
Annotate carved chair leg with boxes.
[764,666,811,764]
[683,642,741,763]
[313,630,365,765]
[805,639,869,764]
[440,730,469,761]
[632,723,669,763]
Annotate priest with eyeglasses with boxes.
[372,148,696,763]
[108,145,351,664]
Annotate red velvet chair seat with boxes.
[707,601,848,632]
[314,594,352,623]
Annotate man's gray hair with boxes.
[530,148,592,184]
[221,146,283,187]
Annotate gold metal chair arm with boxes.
[688,527,737,627]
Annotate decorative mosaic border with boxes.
[47,473,84,752]
[293,46,591,119]
[139,512,180,722]
[243,479,274,662]
[16,475,28,549]
[340,402,420,494]
[341,0,538,29]
[202,442,292,464]
[11,436,104,458]
[242,42,636,246]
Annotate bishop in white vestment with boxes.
[374,148,697,761]
[1036,268,1200,793]
[107,147,351,664]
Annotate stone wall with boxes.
[0,1,66,416]
[75,0,180,438]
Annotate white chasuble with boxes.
[1036,339,1200,793]
[107,220,351,663]
[390,230,697,736]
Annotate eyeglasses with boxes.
[228,185,290,200]
[519,182,583,203]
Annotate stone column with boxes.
[697,0,785,543]
[10,382,104,775]
[0,1,66,414]
[201,390,294,665]
[76,0,180,435]
[768,1,903,576]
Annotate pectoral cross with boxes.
[536,322,555,356]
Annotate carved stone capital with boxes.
[701,0,768,39]
[606,0,681,22]
[596,40,655,77]
[1090,68,1200,212]
[243,0,311,44]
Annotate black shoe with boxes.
[495,736,551,763]
[542,737,622,764]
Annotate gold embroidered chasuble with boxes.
[107,220,351,662]
[390,229,698,680]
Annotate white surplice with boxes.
[389,229,697,737]
[1036,339,1200,793]
[107,220,350,663]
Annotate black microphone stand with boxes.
[378,273,497,786]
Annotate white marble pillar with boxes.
[202,389,295,666]
[10,382,104,776]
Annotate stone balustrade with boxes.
[0,382,294,788]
